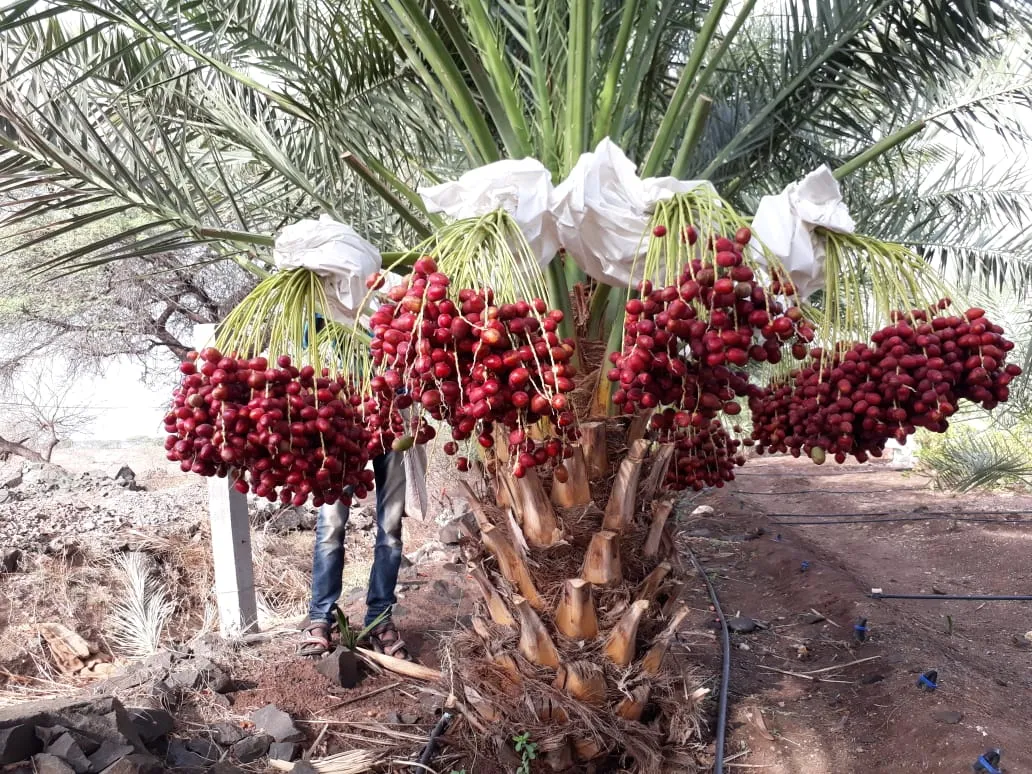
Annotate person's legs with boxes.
[308,501,349,625]
[364,452,406,627]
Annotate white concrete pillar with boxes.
[194,324,258,637]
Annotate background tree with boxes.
[0,361,95,462]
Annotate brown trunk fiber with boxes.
[554,578,599,639]
[480,525,545,610]
[603,599,649,667]
[468,567,515,627]
[492,425,512,508]
[485,646,523,689]
[581,530,622,585]
[578,421,608,479]
[572,736,606,762]
[544,743,573,771]
[639,444,674,505]
[601,439,649,533]
[533,696,568,723]
[512,468,563,547]
[635,561,672,606]
[615,684,651,721]
[459,482,495,530]
[464,685,501,722]
[643,499,674,557]
[550,445,592,506]
[627,411,653,444]
[641,608,689,676]
[660,580,686,617]
[553,660,606,705]
[514,596,560,668]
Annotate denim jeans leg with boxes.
[365,452,406,626]
[309,501,349,624]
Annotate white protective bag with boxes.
[750,165,855,299]
[274,216,430,510]
[273,214,382,323]
[552,138,716,287]
[418,157,559,267]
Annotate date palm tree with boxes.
[2,1,1031,770]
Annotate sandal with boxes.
[299,621,332,657]
[365,619,412,661]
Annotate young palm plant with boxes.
[2,1,1031,770]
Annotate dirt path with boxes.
[682,457,1032,773]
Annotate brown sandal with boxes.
[299,621,332,657]
[365,619,411,661]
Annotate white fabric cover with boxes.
[551,138,716,287]
[418,158,559,267]
[750,165,855,299]
[273,214,381,322]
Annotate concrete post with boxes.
[194,324,258,637]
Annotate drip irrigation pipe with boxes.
[686,546,730,774]
[733,469,883,477]
[733,487,928,496]
[770,516,1032,526]
[411,710,452,772]
[870,592,1032,601]
[768,509,1030,519]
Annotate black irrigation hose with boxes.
[412,710,453,772]
[770,516,1032,526]
[733,487,928,495]
[870,592,1032,601]
[768,509,1031,519]
[686,546,730,774]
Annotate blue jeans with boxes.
[309,452,406,627]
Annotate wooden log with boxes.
[356,648,440,681]
[635,562,672,606]
[643,499,674,557]
[581,530,622,585]
[554,578,599,639]
[553,660,606,705]
[603,600,649,667]
[38,622,91,674]
[514,596,560,668]
[513,468,563,547]
[601,439,649,533]
[551,445,592,506]
[642,608,689,676]
[579,421,608,479]
[480,524,545,610]
[660,580,686,617]
[615,683,651,721]
[468,565,516,627]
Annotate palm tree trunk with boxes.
[453,416,706,772]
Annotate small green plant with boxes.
[448,770,467,774]
[513,732,539,774]
[333,605,390,651]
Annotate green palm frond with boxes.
[919,424,1032,492]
